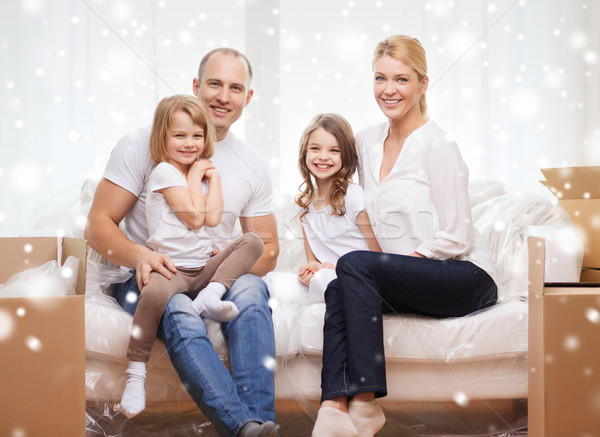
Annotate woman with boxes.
[312,35,499,437]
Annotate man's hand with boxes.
[135,248,177,290]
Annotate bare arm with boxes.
[161,160,223,229]
[301,226,319,263]
[190,160,223,227]
[240,213,279,277]
[297,227,330,286]
[355,210,382,252]
[84,178,177,289]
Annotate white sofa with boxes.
[53,180,580,436]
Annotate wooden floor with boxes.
[86,400,528,436]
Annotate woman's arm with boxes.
[355,210,382,252]
[417,139,473,259]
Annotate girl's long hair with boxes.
[149,94,216,164]
[295,113,358,220]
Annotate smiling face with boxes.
[304,127,343,190]
[373,55,428,122]
[193,52,253,141]
[165,110,205,174]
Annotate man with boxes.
[85,48,279,437]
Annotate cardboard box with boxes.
[541,166,600,268]
[580,268,600,283]
[528,236,600,437]
[0,237,86,436]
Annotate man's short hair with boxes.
[197,48,253,84]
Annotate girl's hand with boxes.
[298,261,322,286]
[188,159,214,179]
[204,168,220,180]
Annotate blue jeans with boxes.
[115,273,276,436]
[320,251,497,403]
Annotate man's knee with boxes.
[160,293,208,341]
[164,293,195,316]
[226,274,269,308]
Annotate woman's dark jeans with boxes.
[320,250,497,402]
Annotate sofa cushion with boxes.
[296,300,528,363]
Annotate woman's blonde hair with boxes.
[149,94,216,164]
[373,34,428,118]
[295,113,358,220]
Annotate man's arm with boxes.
[84,178,177,289]
[240,213,279,277]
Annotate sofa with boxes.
[30,179,582,436]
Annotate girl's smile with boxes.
[305,127,343,187]
[165,110,205,174]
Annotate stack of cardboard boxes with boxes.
[529,166,600,436]
[0,237,86,436]
[541,166,600,281]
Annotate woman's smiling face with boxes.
[373,55,428,122]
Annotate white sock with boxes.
[348,400,386,437]
[312,407,358,437]
[192,282,239,322]
[120,361,147,419]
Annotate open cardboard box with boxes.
[541,166,600,269]
[0,237,87,436]
[528,236,600,436]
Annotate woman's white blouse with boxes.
[356,120,498,285]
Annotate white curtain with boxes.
[1,0,598,236]
[277,0,600,194]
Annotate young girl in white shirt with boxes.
[312,36,499,437]
[268,113,380,306]
[120,95,263,419]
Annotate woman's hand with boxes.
[408,251,426,258]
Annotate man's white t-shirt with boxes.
[145,162,213,268]
[103,125,273,253]
[300,183,370,266]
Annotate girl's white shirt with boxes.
[300,183,370,266]
[103,126,273,251]
[145,162,213,268]
[356,120,499,287]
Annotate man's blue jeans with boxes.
[320,250,498,403]
[115,273,276,436]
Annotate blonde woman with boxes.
[312,35,499,437]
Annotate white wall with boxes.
[1,0,599,236]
